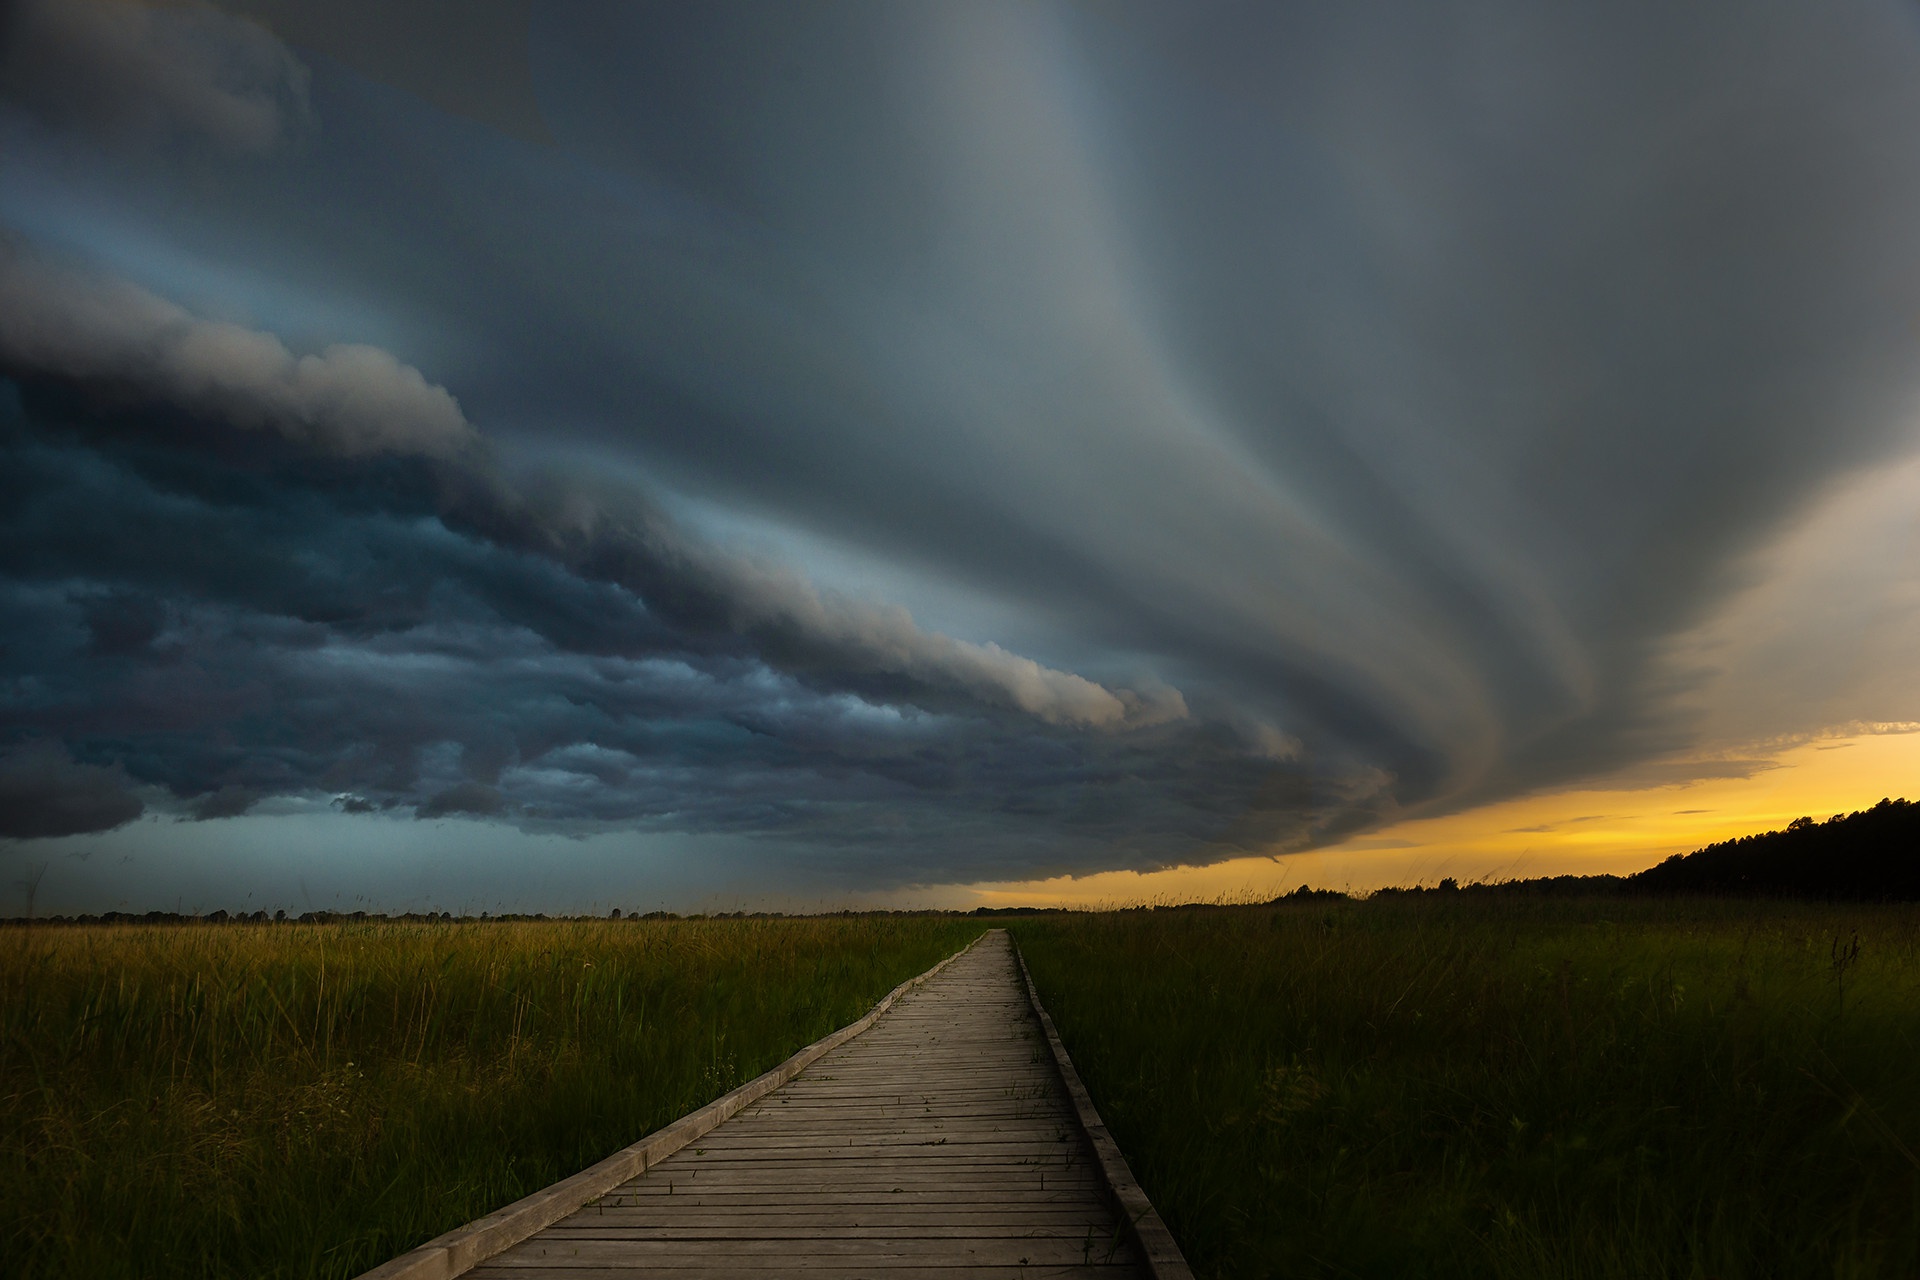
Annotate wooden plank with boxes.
[687,1128,1075,1143]
[697,1115,1072,1130]
[586,1198,1106,1213]
[540,1228,1120,1242]
[641,1156,1090,1172]
[599,1181,1106,1198]
[693,1124,1079,1139]
[601,1167,1103,1184]
[610,1168,1102,1184]
[653,1150,1087,1165]
[466,1274,1121,1280]
[478,1236,1125,1264]
[745,1102,1065,1114]
[479,1266,1135,1275]
[672,1143,1087,1159]
[746,1089,1062,1102]
[593,1188,1105,1205]
[551,1211,1117,1227]
[554,1213,1122,1228]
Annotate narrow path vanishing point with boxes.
[469,929,1146,1277]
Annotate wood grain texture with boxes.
[467,931,1143,1277]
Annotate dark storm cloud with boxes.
[0,740,143,838]
[0,384,1325,877]
[417,782,503,820]
[0,241,1180,728]
[188,783,258,820]
[0,242,1274,879]
[0,0,311,152]
[4,1,1920,887]
[79,589,164,655]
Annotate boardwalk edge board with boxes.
[353,931,990,1280]
[1012,938,1198,1280]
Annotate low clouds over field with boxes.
[6,0,1920,901]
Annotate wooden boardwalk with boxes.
[467,930,1143,1278]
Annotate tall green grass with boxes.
[1,915,982,1280]
[1015,898,1920,1279]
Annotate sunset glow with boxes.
[952,728,1920,908]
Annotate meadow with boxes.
[0,914,984,1280]
[1014,897,1920,1279]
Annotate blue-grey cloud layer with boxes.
[5,0,1920,891]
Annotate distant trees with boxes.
[1628,798,1920,900]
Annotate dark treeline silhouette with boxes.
[1627,798,1920,899]
[1369,798,1920,902]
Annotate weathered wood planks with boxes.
[465,930,1147,1278]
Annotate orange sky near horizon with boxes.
[935,726,1920,909]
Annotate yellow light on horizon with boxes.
[935,727,1920,910]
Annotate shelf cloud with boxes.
[0,237,1198,867]
[0,242,477,458]
[5,0,1920,903]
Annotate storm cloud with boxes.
[0,241,477,458]
[0,239,1223,877]
[5,1,1920,899]
[0,0,310,152]
[0,741,143,838]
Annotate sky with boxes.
[3,0,1920,916]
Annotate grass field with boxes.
[0,915,983,1280]
[1014,897,1920,1279]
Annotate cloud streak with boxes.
[472,474,1187,730]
